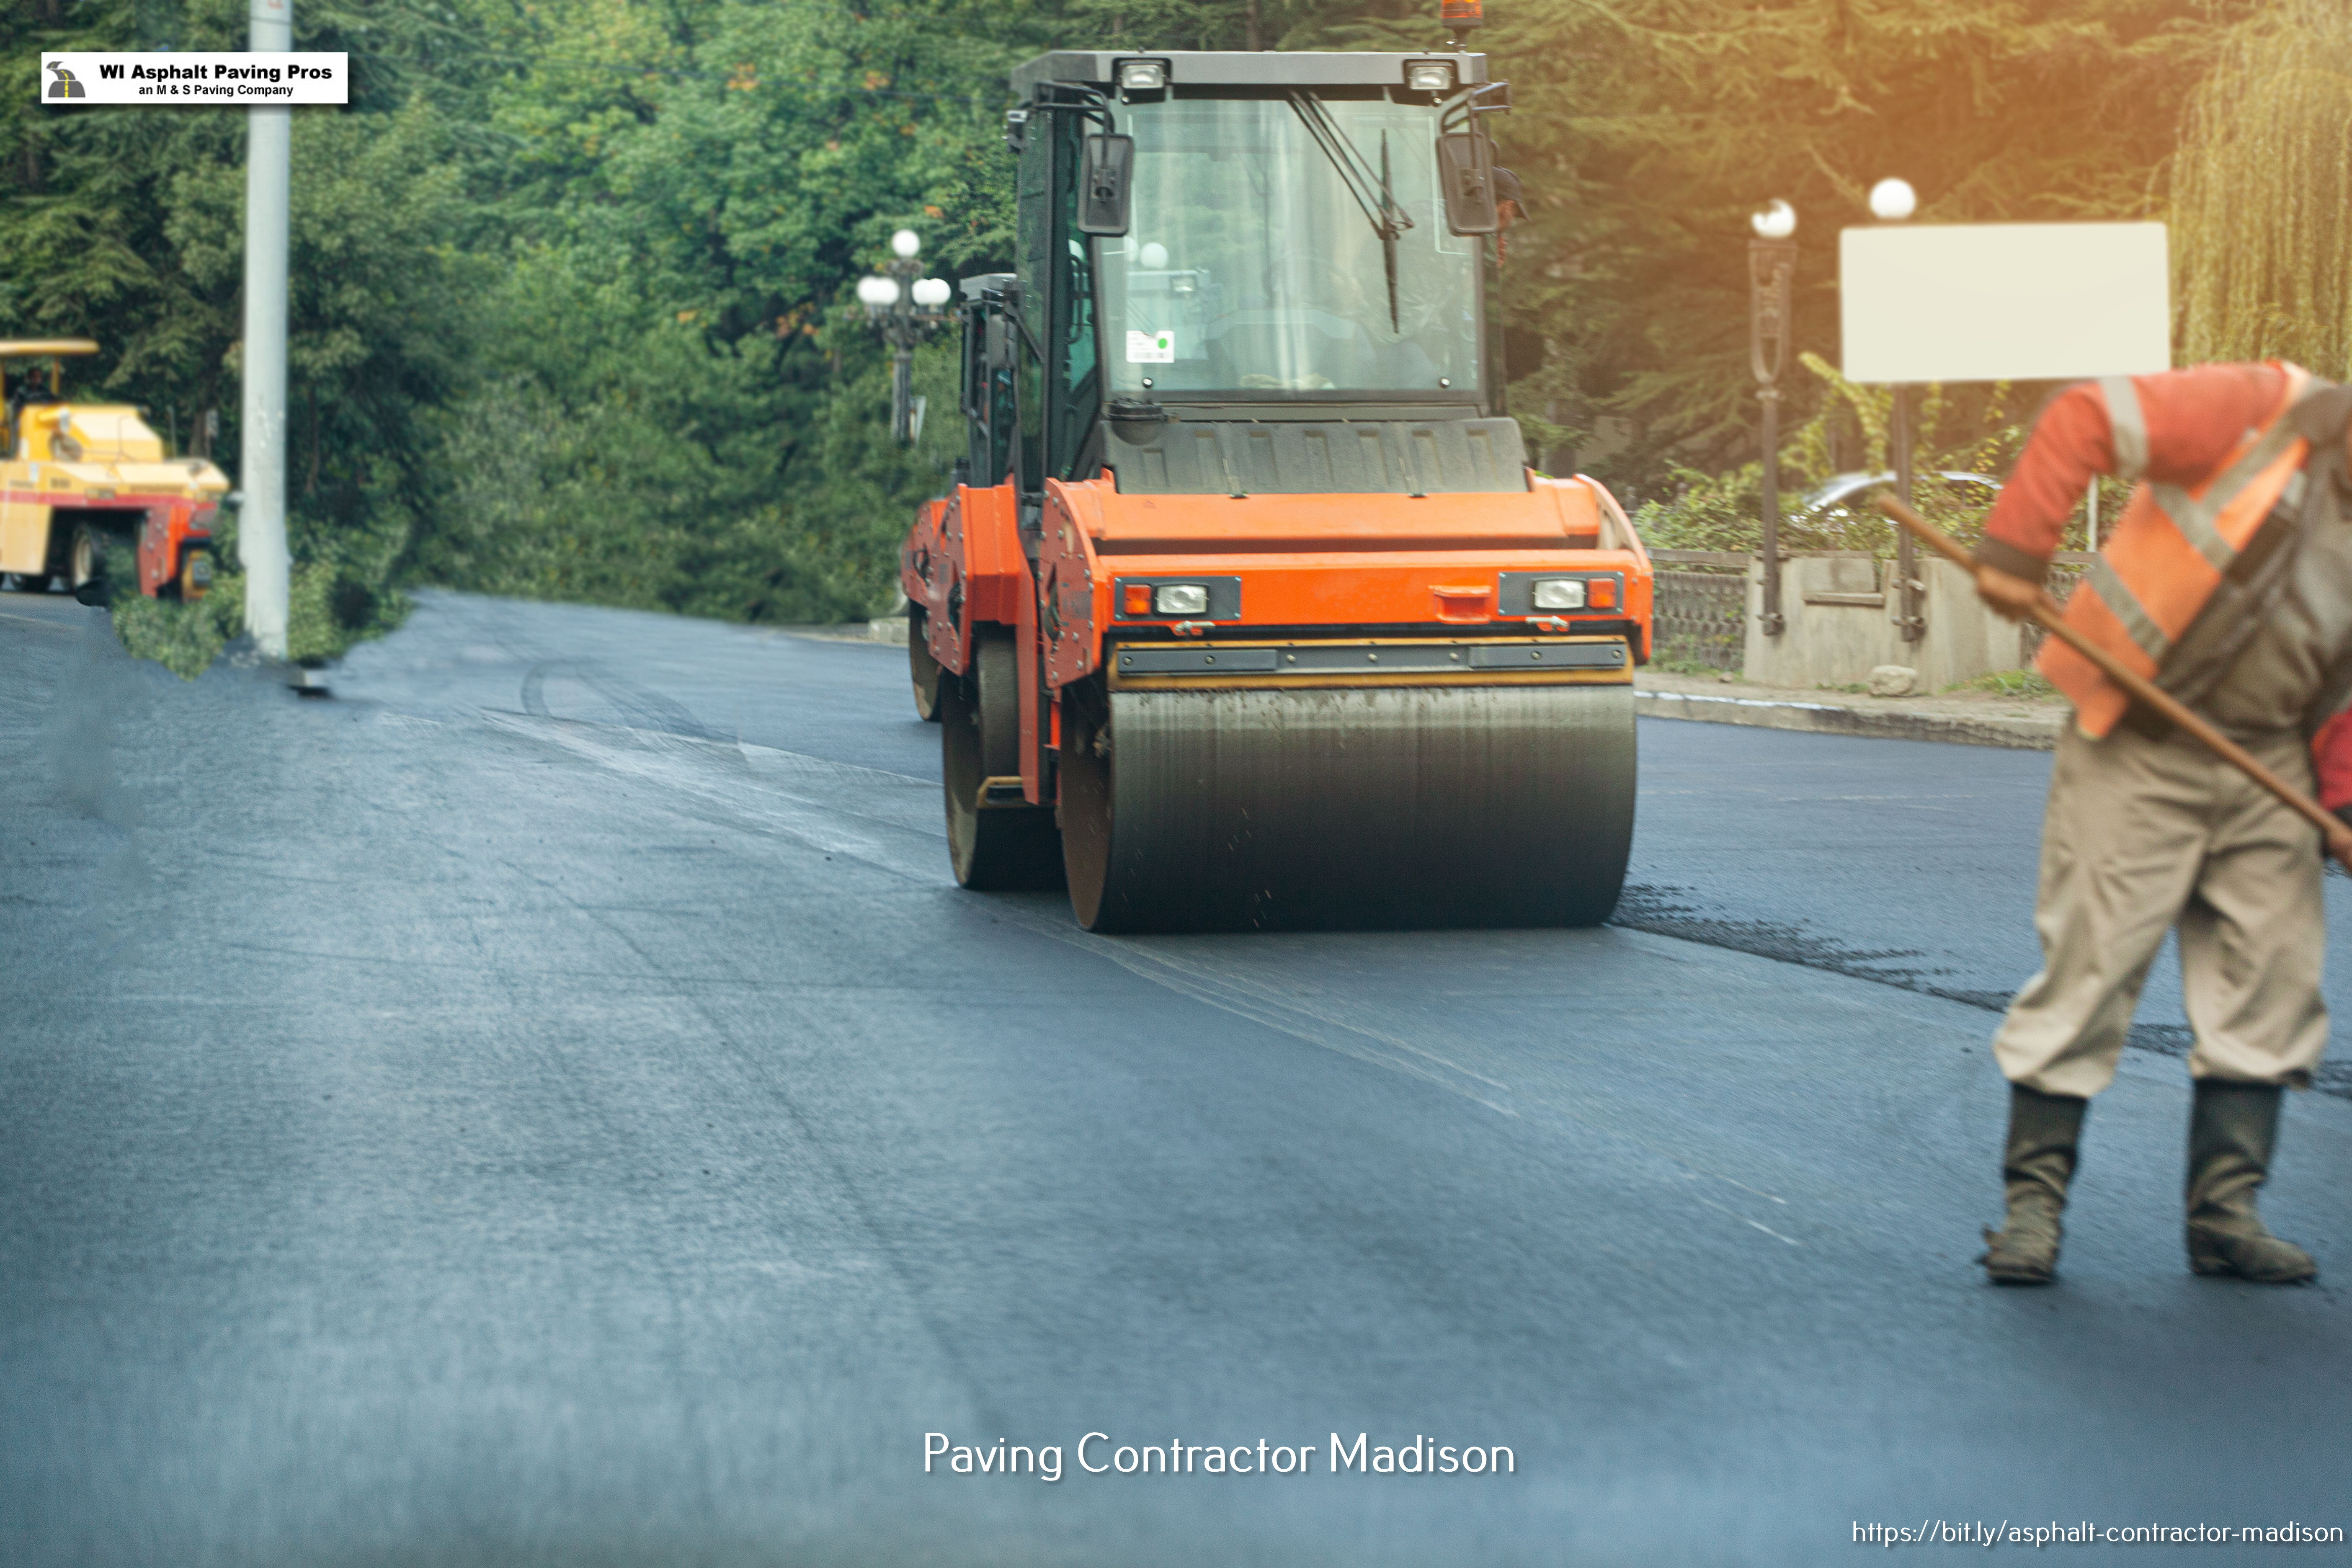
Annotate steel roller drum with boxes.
[1061,682,1635,932]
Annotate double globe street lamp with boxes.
[856,228,954,443]
[1745,177,1918,640]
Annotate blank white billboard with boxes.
[1840,222,2170,384]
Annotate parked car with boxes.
[1796,470,2001,544]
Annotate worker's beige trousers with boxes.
[1994,721,2329,1098]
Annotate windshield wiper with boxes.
[1287,91,1413,332]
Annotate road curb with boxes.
[1635,688,2063,750]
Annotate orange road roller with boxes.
[899,48,1651,932]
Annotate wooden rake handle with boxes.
[1871,492,2352,855]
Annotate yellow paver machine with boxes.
[0,340,228,598]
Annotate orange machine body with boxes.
[902,469,1653,808]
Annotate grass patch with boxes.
[1651,657,1738,678]
[1946,668,2058,699]
[107,560,410,681]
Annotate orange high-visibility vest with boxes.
[2042,362,2326,735]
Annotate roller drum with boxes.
[1063,683,1635,932]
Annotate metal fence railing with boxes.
[1642,547,2093,676]
[2020,552,2093,664]
[1649,550,1748,671]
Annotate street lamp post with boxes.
[1749,199,1797,637]
[857,229,952,444]
[1869,178,1924,643]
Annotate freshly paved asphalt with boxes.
[4,586,2348,1566]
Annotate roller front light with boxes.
[1531,578,1586,611]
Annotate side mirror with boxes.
[1437,132,1499,235]
[1076,134,1135,236]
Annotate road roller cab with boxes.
[0,340,229,601]
[900,47,1652,932]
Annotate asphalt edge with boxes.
[1635,688,2063,750]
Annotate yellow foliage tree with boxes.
[2173,0,2352,374]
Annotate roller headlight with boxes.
[1531,578,1586,611]
[1153,583,1210,616]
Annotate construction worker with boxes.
[1973,359,2352,1286]
[1492,168,1526,261]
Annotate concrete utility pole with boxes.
[240,0,292,658]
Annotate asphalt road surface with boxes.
[5,586,2349,1567]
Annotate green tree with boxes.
[419,0,1048,622]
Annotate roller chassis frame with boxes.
[900,468,1654,930]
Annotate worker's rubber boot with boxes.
[1980,1085,2088,1286]
[2186,1080,2316,1284]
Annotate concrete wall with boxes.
[1740,553,2033,690]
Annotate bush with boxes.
[1946,668,2058,699]
[111,588,234,681]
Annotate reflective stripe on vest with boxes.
[2099,376,2150,480]
[2040,363,2321,737]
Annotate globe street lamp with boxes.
[859,228,952,443]
[1749,200,1798,637]
[1867,178,1917,222]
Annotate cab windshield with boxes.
[1098,94,1482,400]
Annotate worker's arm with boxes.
[1973,364,2290,619]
